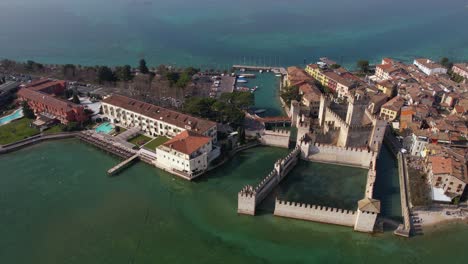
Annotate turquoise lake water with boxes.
[0,0,467,68]
[0,140,466,263]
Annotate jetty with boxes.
[232,65,287,76]
[107,154,139,176]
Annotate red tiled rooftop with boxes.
[17,88,79,112]
[102,94,216,134]
[162,130,211,155]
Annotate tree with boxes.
[176,72,191,88]
[220,92,254,109]
[115,65,133,81]
[25,60,43,72]
[166,71,180,86]
[63,64,76,78]
[72,94,81,104]
[357,60,370,73]
[21,101,35,119]
[280,86,300,106]
[440,57,453,70]
[139,59,149,74]
[96,66,115,83]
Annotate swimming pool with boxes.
[0,108,24,126]
[95,122,114,134]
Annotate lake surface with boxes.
[0,140,467,263]
[0,0,467,68]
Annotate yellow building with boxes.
[379,96,405,121]
[376,80,395,97]
[305,64,328,87]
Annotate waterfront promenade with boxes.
[0,132,78,154]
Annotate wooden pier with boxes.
[107,154,139,176]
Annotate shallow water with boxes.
[0,140,466,263]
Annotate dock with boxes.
[107,154,139,176]
[394,152,411,237]
[232,65,287,76]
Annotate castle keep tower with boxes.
[346,93,369,126]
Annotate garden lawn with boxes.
[43,125,63,135]
[128,134,152,146]
[144,136,170,151]
[0,118,40,145]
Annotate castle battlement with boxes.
[313,142,374,154]
[325,107,349,129]
[276,200,356,215]
[264,129,291,136]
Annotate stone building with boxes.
[313,92,386,153]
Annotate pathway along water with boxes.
[0,139,467,263]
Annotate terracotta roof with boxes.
[287,66,312,84]
[377,63,399,73]
[102,94,216,134]
[429,156,452,175]
[429,154,467,183]
[17,88,78,112]
[381,96,405,112]
[323,71,353,87]
[162,130,211,155]
[26,79,66,93]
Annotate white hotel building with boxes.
[413,58,447,76]
[101,94,219,179]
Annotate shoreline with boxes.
[413,208,468,234]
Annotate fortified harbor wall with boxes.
[274,200,357,227]
[238,146,300,215]
[259,129,290,148]
[269,136,380,233]
[307,143,376,169]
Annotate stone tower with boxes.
[346,93,369,126]
[318,94,329,127]
[290,100,300,127]
[368,118,387,154]
[354,197,380,232]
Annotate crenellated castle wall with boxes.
[237,146,301,215]
[274,200,357,227]
[307,143,376,169]
[259,129,291,148]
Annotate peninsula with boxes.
[0,56,467,238]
